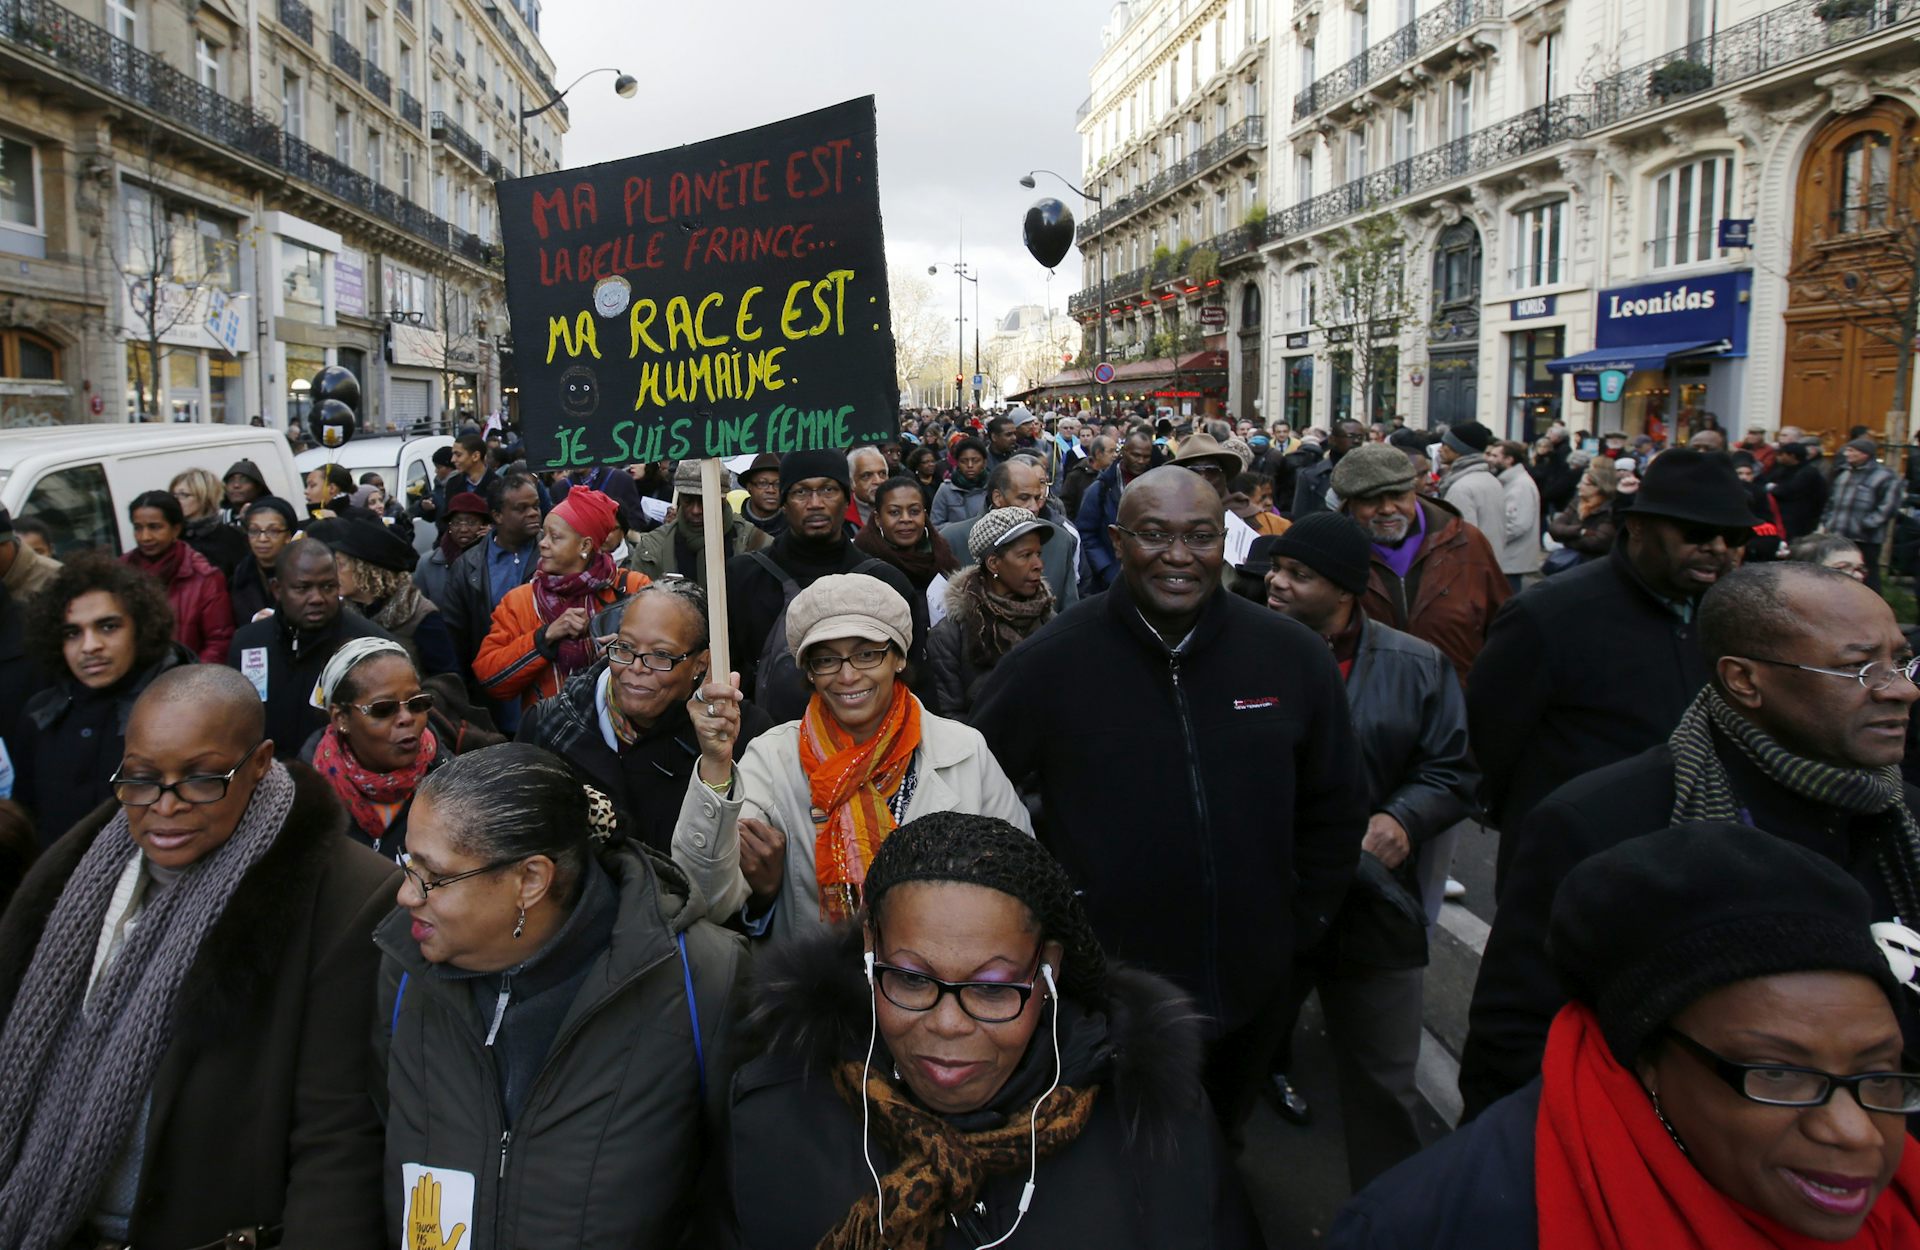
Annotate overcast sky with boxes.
[543,0,1106,341]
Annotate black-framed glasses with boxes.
[244,525,290,539]
[872,954,1044,1024]
[110,748,261,806]
[1112,525,1224,553]
[1663,1029,1920,1114]
[804,646,892,676]
[398,851,522,897]
[1746,655,1920,693]
[349,692,435,719]
[604,641,696,671]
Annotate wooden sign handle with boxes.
[699,457,732,683]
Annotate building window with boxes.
[1837,131,1893,233]
[1295,151,1313,205]
[1245,75,1261,117]
[1285,354,1314,427]
[1448,74,1473,141]
[400,44,413,95]
[0,134,43,248]
[433,171,448,218]
[1509,327,1565,442]
[1393,104,1414,164]
[194,36,220,91]
[1350,2,1368,56]
[1,328,60,379]
[1537,31,1561,105]
[1287,266,1317,329]
[282,70,303,139]
[330,0,346,37]
[365,11,381,68]
[1300,39,1316,87]
[1215,97,1229,136]
[1685,0,1710,48]
[401,149,415,202]
[1649,155,1735,268]
[365,130,381,181]
[106,0,135,43]
[334,109,351,164]
[1368,346,1398,423]
[1346,125,1368,182]
[1512,199,1566,289]
[121,184,237,289]
[281,239,326,322]
[1331,351,1353,421]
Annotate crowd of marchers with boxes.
[0,401,1919,1250]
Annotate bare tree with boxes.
[888,268,949,404]
[1314,211,1415,423]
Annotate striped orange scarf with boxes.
[800,682,923,924]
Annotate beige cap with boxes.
[786,573,913,662]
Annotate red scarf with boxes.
[799,682,922,925]
[1537,1002,1920,1250]
[310,725,436,848]
[123,540,189,585]
[532,551,617,679]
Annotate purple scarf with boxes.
[1372,500,1427,580]
[532,551,617,678]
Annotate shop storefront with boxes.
[1282,333,1313,429]
[1506,296,1565,443]
[1548,271,1751,443]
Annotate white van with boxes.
[296,434,454,555]
[0,425,304,557]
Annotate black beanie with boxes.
[778,449,852,502]
[1268,512,1372,595]
[1549,822,1898,1067]
[1442,420,1492,456]
[244,496,300,533]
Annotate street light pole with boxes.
[1021,169,1107,414]
[929,258,979,410]
[517,67,637,178]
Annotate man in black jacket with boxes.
[1467,449,1756,890]
[974,467,1367,1134]
[1458,561,1920,1121]
[1290,420,1362,517]
[436,473,543,681]
[225,539,397,759]
[1764,440,1829,539]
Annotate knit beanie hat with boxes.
[1549,821,1899,1067]
[1269,512,1372,595]
[1442,420,1492,456]
[244,497,300,532]
[1331,443,1419,500]
[551,486,621,547]
[1847,436,1879,457]
[779,449,852,501]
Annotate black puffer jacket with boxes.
[375,841,746,1250]
[724,927,1261,1249]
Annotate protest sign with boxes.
[497,95,899,469]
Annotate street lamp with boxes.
[930,260,980,409]
[517,67,638,177]
[1021,169,1108,413]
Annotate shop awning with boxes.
[1546,339,1731,376]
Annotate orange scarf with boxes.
[1537,1002,1920,1250]
[799,682,923,924]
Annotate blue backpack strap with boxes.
[390,970,410,1037]
[676,932,707,1101]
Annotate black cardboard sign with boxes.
[496,95,898,468]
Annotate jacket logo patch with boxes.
[1233,697,1279,711]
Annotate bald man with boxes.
[974,466,1367,1136]
[0,664,396,1245]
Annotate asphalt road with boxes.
[1239,819,1501,1249]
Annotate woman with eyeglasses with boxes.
[13,554,191,845]
[725,812,1259,1248]
[374,742,745,1250]
[0,664,398,1248]
[170,467,250,580]
[518,582,773,855]
[298,637,446,857]
[229,497,299,623]
[675,575,1029,946]
[1333,822,1920,1249]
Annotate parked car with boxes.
[296,434,453,555]
[0,425,304,557]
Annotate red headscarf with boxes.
[552,486,621,548]
[1536,1002,1920,1250]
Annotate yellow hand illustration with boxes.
[408,1171,468,1250]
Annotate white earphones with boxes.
[860,951,1061,1250]
[1873,921,1920,994]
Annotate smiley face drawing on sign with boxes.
[559,364,600,420]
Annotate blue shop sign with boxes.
[1595,270,1751,355]
[1573,374,1600,402]
[1511,294,1556,320]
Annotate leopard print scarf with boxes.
[815,1059,1098,1250]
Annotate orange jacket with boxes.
[473,569,650,708]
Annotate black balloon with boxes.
[314,398,357,449]
[310,364,362,411]
[1023,198,1075,269]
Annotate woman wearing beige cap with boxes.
[672,573,1030,945]
[925,506,1058,721]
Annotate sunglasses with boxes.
[347,692,435,720]
[1676,523,1753,546]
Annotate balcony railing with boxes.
[330,30,361,77]
[1069,96,1591,316]
[1293,0,1501,122]
[430,109,485,167]
[1076,115,1266,241]
[398,88,423,127]
[277,0,312,40]
[484,4,565,122]
[0,0,491,266]
[1590,0,1914,131]
[1068,225,1265,315]
[364,62,390,103]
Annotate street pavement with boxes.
[1239,819,1501,1248]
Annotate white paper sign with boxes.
[400,1163,475,1250]
[240,647,270,702]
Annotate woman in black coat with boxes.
[725,813,1259,1249]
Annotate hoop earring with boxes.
[512,907,526,939]
[1652,1090,1688,1155]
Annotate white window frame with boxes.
[1294,151,1313,206]
[1287,265,1318,330]
[195,35,220,92]
[1448,74,1473,142]
[1346,125,1368,183]
[400,148,415,202]
[0,132,46,259]
[1394,104,1415,164]
[333,109,351,165]
[365,10,382,69]
[365,129,381,181]
[1511,198,1567,290]
[1648,154,1736,271]
[282,69,304,140]
[106,0,136,43]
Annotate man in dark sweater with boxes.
[974,467,1367,1134]
[722,449,923,715]
[225,538,396,759]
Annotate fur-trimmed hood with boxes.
[742,924,1208,1148]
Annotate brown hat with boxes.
[1169,432,1242,478]
[1331,443,1420,500]
[785,573,913,662]
[741,452,782,482]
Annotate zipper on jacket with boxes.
[497,1130,511,1179]
[484,973,512,1047]
[1168,654,1223,1016]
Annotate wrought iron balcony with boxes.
[430,109,485,168]
[330,30,361,78]
[1292,0,1501,122]
[277,0,312,40]
[398,88,423,127]
[1075,115,1266,241]
[1590,0,1915,131]
[364,62,390,103]
[1067,223,1264,316]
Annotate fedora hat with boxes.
[1169,432,1243,479]
[1622,449,1761,530]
